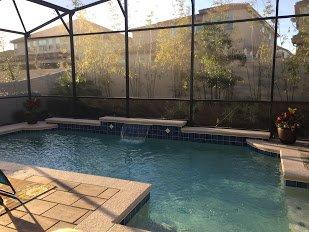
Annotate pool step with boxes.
[247,139,309,189]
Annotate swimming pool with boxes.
[0,130,300,231]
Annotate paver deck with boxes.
[0,162,151,232]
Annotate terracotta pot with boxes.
[277,127,297,145]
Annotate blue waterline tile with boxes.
[285,180,308,189]
[4,122,276,160]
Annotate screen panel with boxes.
[16,0,60,31]
[193,101,270,130]
[28,36,72,96]
[279,0,309,16]
[274,17,309,102]
[128,0,192,29]
[129,27,191,99]
[194,21,274,101]
[74,0,124,33]
[0,0,24,32]
[130,99,189,120]
[0,32,27,97]
[75,33,125,98]
[195,0,277,23]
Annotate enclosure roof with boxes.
[27,0,110,11]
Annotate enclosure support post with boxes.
[69,12,77,114]
[124,0,130,117]
[189,0,195,125]
[24,34,31,99]
[69,13,77,100]
[269,0,280,138]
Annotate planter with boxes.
[277,127,297,145]
[25,112,38,125]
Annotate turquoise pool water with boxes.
[0,131,293,231]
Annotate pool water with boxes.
[0,130,295,231]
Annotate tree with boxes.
[154,23,191,98]
[129,12,161,98]
[0,35,22,84]
[275,16,308,101]
[195,25,246,100]
[129,0,191,98]
[55,14,125,97]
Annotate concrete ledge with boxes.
[100,116,187,127]
[46,117,101,126]
[247,139,280,154]
[182,127,270,139]
[0,162,151,232]
[0,121,58,135]
[247,139,309,185]
[281,148,309,184]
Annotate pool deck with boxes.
[247,139,309,187]
[0,162,151,232]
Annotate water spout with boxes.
[120,124,150,144]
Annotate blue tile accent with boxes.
[285,180,309,189]
[120,193,150,225]
[3,122,273,159]
[48,122,268,149]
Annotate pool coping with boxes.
[182,127,270,140]
[0,161,151,232]
[46,117,101,126]
[247,139,309,189]
[44,117,269,146]
[0,122,58,135]
[99,116,187,127]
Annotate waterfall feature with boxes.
[120,124,150,144]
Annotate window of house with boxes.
[39,39,46,46]
[48,38,53,51]
[55,38,61,50]
[171,28,176,36]
[225,12,234,30]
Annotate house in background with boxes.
[196,3,275,60]
[292,0,309,54]
[291,0,309,101]
[6,3,303,99]
[129,3,280,99]
[10,19,119,69]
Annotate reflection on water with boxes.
[284,187,309,232]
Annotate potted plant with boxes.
[275,107,301,145]
[24,98,41,124]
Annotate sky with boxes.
[0,0,302,53]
